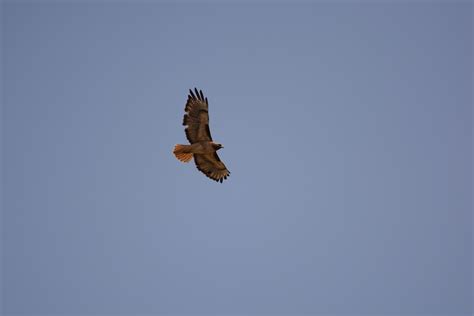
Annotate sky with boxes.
[1,1,472,315]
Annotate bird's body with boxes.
[173,88,230,183]
[173,141,221,161]
[187,141,220,154]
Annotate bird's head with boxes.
[213,143,224,150]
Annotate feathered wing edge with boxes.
[194,152,230,183]
[182,88,212,144]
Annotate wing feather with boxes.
[183,88,212,143]
[194,153,230,183]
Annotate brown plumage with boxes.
[173,88,230,183]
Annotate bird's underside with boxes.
[173,142,216,162]
[173,88,230,183]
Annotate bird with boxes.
[173,88,230,183]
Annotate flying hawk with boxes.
[173,88,230,183]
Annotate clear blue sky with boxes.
[2,2,472,315]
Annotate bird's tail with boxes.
[173,144,193,163]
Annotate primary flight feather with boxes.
[173,88,230,183]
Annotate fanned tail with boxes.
[173,144,193,163]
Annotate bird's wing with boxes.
[183,88,212,144]
[194,152,230,183]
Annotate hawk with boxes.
[173,88,230,183]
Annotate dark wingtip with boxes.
[194,88,200,100]
[189,89,196,99]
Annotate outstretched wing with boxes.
[194,153,230,183]
[183,88,212,144]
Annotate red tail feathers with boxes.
[173,144,193,163]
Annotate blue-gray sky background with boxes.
[2,1,472,315]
